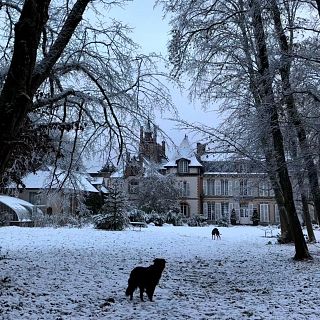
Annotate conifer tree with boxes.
[93,180,129,230]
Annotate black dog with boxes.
[125,258,166,301]
[212,228,221,240]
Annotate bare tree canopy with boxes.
[157,0,320,260]
[0,0,172,185]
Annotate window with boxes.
[260,203,269,223]
[178,159,189,174]
[207,202,215,220]
[179,181,190,197]
[128,180,139,194]
[274,204,280,223]
[240,179,248,196]
[215,202,221,219]
[238,163,248,173]
[259,181,271,197]
[221,179,229,196]
[180,203,190,217]
[206,179,215,196]
[215,180,221,195]
[221,202,229,219]
[29,192,39,204]
[240,203,249,218]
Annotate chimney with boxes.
[197,143,206,156]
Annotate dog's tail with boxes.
[125,286,131,296]
[125,278,135,297]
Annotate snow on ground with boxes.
[1,225,320,320]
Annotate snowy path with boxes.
[1,225,320,319]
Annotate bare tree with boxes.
[0,0,171,186]
[269,0,320,225]
[136,173,180,214]
[159,0,311,259]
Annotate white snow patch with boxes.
[0,225,320,319]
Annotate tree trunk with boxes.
[262,136,292,243]
[0,0,51,180]
[268,170,292,243]
[300,192,315,242]
[270,0,320,225]
[238,0,292,243]
[250,0,311,260]
[297,173,316,242]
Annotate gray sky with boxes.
[109,1,220,148]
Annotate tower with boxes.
[138,122,167,164]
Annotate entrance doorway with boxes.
[240,203,251,224]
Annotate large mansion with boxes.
[106,124,282,225]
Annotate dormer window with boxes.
[178,159,189,173]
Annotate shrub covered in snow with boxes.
[128,208,147,222]
[251,209,260,226]
[145,211,165,226]
[187,216,207,227]
[93,212,128,230]
[218,218,229,227]
[165,210,183,226]
[33,213,82,227]
[0,211,12,227]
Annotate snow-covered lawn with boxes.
[1,225,320,320]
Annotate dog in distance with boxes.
[125,258,166,302]
[212,228,221,240]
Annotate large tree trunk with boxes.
[261,135,292,242]
[268,168,292,243]
[0,0,51,180]
[238,0,292,243]
[250,0,311,260]
[270,0,320,225]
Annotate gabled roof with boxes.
[175,135,194,159]
[164,157,203,168]
[165,135,203,168]
[13,169,99,193]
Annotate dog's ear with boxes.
[154,258,166,265]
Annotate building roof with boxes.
[16,169,99,193]
[165,135,203,168]
[173,135,194,159]
[164,157,203,168]
[201,159,267,174]
[0,195,35,221]
[89,176,104,185]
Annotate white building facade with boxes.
[163,136,280,225]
